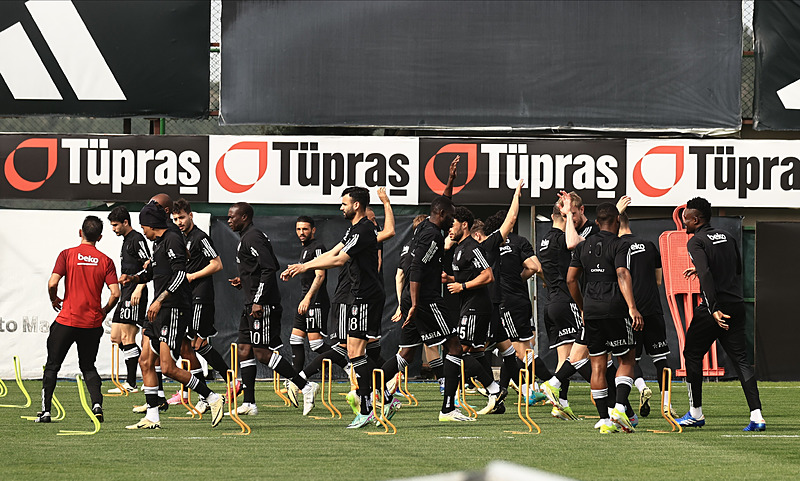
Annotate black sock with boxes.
[574,358,592,382]
[268,352,306,390]
[476,350,493,376]
[561,378,571,400]
[122,343,140,386]
[241,358,257,404]
[606,361,617,403]
[302,345,348,378]
[592,388,609,419]
[187,374,211,398]
[442,354,461,413]
[290,335,306,371]
[144,386,159,410]
[634,362,644,381]
[352,355,373,415]
[380,354,406,400]
[555,360,577,383]
[367,341,385,366]
[654,358,668,393]
[155,366,165,402]
[462,353,493,388]
[534,356,553,381]
[196,343,231,374]
[499,346,517,390]
[615,375,633,408]
[429,356,444,379]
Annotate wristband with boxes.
[461,283,467,291]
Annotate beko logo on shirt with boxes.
[707,233,727,244]
[539,238,550,250]
[77,253,98,265]
[629,243,646,253]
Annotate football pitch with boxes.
[2,379,798,480]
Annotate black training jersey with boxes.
[620,233,662,317]
[184,225,218,303]
[120,230,150,274]
[499,233,535,309]
[570,230,629,320]
[577,218,599,239]
[299,238,329,308]
[405,219,446,303]
[537,227,573,303]
[340,216,381,303]
[452,236,492,313]
[480,230,504,305]
[236,223,281,306]
[687,223,743,312]
[140,228,191,309]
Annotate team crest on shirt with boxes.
[351,306,358,316]
[161,326,168,336]
[253,320,261,330]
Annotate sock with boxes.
[690,406,703,418]
[606,360,617,403]
[268,352,307,390]
[615,375,633,408]
[441,354,461,413]
[634,362,644,382]
[573,357,592,382]
[634,377,647,393]
[380,354,406,400]
[301,344,348,378]
[554,359,576,384]
[547,376,562,389]
[187,374,211,398]
[499,345,518,390]
[750,409,763,422]
[592,388,609,420]
[189,368,206,398]
[476,350,493,376]
[561,378,571,402]
[462,353,494,390]
[534,356,553,381]
[351,355,373,415]
[367,341,385,366]
[144,386,159,422]
[290,334,306,371]
[309,338,330,354]
[653,358,668,393]
[196,343,231,373]
[429,356,444,379]
[122,343,140,386]
[240,358,257,404]
[155,366,164,400]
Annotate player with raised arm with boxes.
[566,203,642,434]
[677,197,765,431]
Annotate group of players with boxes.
[37,155,766,433]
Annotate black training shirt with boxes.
[498,233,535,309]
[236,223,281,306]
[299,238,329,308]
[184,225,218,303]
[537,227,573,303]
[480,230,504,305]
[340,217,381,303]
[687,223,743,313]
[405,218,445,303]
[139,228,191,309]
[452,236,492,314]
[620,233,662,317]
[570,230,629,320]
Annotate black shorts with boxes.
[149,306,190,361]
[584,316,635,357]
[500,303,534,342]
[399,300,455,348]
[328,303,348,344]
[293,304,329,334]
[488,303,509,344]
[346,299,382,340]
[113,294,147,327]
[457,308,491,349]
[544,301,582,349]
[635,312,670,360]
[237,304,283,350]
[190,303,217,340]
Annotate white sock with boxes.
[634,378,647,392]
[750,409,763,422]
[93,403,101,410]
[614,403,626,413]
[559,399,569,407]
[146,406,159,423]
[533,381,540,391]
[302,383,314,393]
[206,392,220,403]
[158,390,165,398]
[547,377,561,389]
[487,381,500,395]
[690,406,703,418]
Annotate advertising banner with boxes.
[221,1,741,132]
[0,210,209,379]
[419,138,627,206]
[754,0,800,130]
[0,134,209,202]
[0,1,209,118]
[626,139,800,207]
[208,135,419,205]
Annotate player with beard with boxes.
[283,187,394,428]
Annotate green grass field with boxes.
[1,378,798,480]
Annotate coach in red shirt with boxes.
[36,216,120,423]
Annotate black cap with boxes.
[139,201,168,229]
